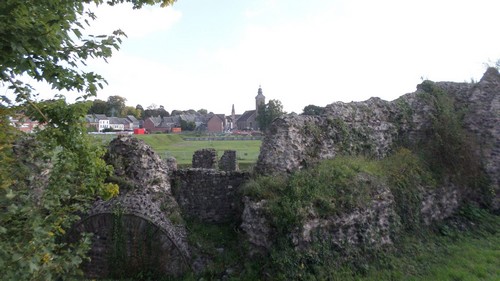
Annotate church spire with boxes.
[231,104,236,130]
[255,85,265,115]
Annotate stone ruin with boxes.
[219,150,239,171]
[71,142,249,278]
[66,68,499,279]
[72,137,190,278]
[191,148,218,169]
[241,67,500,255]
[256,68,500,210]
[191,148,239,171]
[172,148,248,223]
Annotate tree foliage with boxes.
[180,119,196,131]
[256,99,285,131]
[88,96,141,118]
[144,104,169,118]
[0,0,175,279]
[88,99,108,114]
[106,95,127,116]
[1,99,119,280]
[302,104,325,116]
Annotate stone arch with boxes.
[73,209,189,279]
[71,136,191,279]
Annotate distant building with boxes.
[207,114,226,133]
[92,114,109,132]
[9,115,43,133]
[235,86,265,131]
[126,115,140,130]
[143,116,169,133]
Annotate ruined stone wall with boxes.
[74,137,190,279]
[172,169,249,223]
[241,173,399,256]
[192,148,218,169]
[455,68,500,209]
[255,96,419,175]
[255,68,499,209]
[219,150,238,171]
[244,68,500,257]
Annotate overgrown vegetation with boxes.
[175,204,499,281]
[418,80,491,207]
[242,152,436,279]
[0,101,119,280]
[181,220,259,281]
[234,81,495,280]
[382,148,435,231]
[244,157,379,232]
[0,1,175,279]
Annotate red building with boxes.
[207,114,226,133]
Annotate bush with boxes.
[418,81,491,207]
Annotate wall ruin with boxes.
[172,169,249,223]
[172,148,249,223]
[243,68,500,256]
[73,137,190,279]
[256,68,499,209]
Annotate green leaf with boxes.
[11,253,22,262]
[28,261,39,272]
[5,189,15,199]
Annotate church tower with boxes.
[231,104,236,130]
[255,85,265,116]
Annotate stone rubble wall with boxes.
[172,169,250,223]
[240,197,272,256]
[292,175,397,250]
[242,173,398,256]
[256,68,499,209]
[245,68,500,256]
[219,150,238,171]
[75,136,190,278]
[457,68,500,209]
[420,184,461,225]
[255,96,416,175]
[192,148,218,169]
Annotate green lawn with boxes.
[335,209,500,281]
[92,134,262,168]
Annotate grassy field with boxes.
[92,134,262,168]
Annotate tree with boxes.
[257,99,285,131]
[158,105,170,117]
[106,95,127,117]
[123,106,141,119]
[88,99,108,114]
[180,119,196,131]
[0,1,175,279]
[171,109,183,116]
[144,104,169,118]
[197,108,208,115]
[302,104,325,116]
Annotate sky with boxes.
[25,0,500,114]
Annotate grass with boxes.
[316,207,500,281]
[92,133,262,168]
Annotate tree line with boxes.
[87,95,210,119]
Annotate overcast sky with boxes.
[35,0,500,114]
